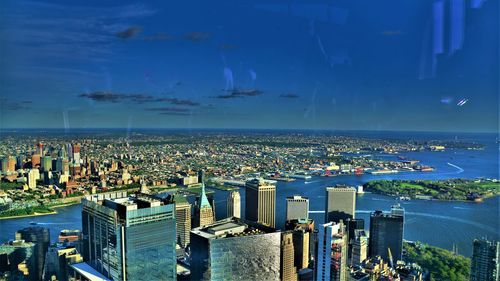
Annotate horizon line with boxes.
[0,127,497,134]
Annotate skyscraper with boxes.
[369,204,405,262]
[281,231,298,281]
[41,156,52,172]
[227,190,241,218]
[190,217,281,281]
[245,178,276,227]
[72,143,81,166]
[325,186,356,223]
[470,238,499,281]
[174,195,192,248]
[316,221,348,281]
[285,219,315,271]
[286,195,309,222]
[351,230,368,266]
[16,226,50,281]
[194,184,214,228]
[82,192,177,280]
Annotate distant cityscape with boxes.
[0,132,498,281]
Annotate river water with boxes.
[1,132,498,257]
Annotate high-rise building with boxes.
[7,156,16,172]
[245,178,276,227]
[190,217,281,281]
[0,239,36,281]
[174,196,192,248]
[41,156,52,172]
[42,244,83,281]
[27,169,39,189]
[470,238,499,281]
[325,186,356,223]
[351,230,368,266]
[345,218,365,263]
[285,219,315,271]
[316,221,348,281]
[281,231,298,281]
[227,190,241,218]
[369,204,405,262]
[31,154,41,168]
[82,192,177,280]
[36,142,44,155]
[286,195,309,222]
[16,226,50,281]
[72,143,81,166]
[194,184,214,228]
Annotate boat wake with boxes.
[447,162,464,173]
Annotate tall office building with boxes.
[27,169,39,189]
[325,186,356,223]
[190,217,281,281]
[82,192,177,280]
[345,218,365,263]
[174,196,192,248]
[316,221,348,281]
[245,178,276,227]
[42,244,83,281]
[470,238,499,281]
[351,230,368,266]
[227,190,241,218]
[0,239,36,281]
[31,154,41,168]
[41,156,52,172]
[286,195,309,221]
[72,143,81,166]
[369,204,405,262]
[281,231,298,281]
[16,226,50,281]
[194,184,214,228]
[286,219,315,271]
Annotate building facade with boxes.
[174,196,192,248]
[286,195,309,222]
[325,187,356,223]
[369,204,405,262]
[316,221,348,281]
[81,192,177,281]
[227,190,241,218]
[16,226,50,281]
[281,232,298,281]
[245,178,276,227]
[190,217,281,281]
[470,238,499,281]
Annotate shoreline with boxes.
[365,190,499,203]
[0,201,81,221]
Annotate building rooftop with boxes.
[191,217,277,239]
[70,262,112,281]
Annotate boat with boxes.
[398,196,410,201]
[29,221,37,225]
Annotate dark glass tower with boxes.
[368,204,404,263]
[16,226,50,281]
[470,238,499,281]
[82,192,177,281]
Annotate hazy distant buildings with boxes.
[316,221,348,281]
[227,190,241,218]
[470,238,499,281]
[281,231,298,281]
[16,226,50,281]
[190,217,281,281]
[369,204,405,262]
[245,178,276,227]
[82,192,177,280]
[174,196,192,248]
[286,195,309,221]
[325,186,356,223]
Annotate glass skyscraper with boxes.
[470,238,499,281]
[190,217,281,281]
[81,192,176,281]
[369,204,405,262]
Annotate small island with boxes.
[364,179,500,201]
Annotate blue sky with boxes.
[0,0,498,132]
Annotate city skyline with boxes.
[1,0,498,132]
